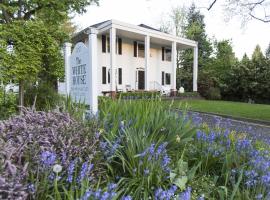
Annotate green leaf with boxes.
[174,176,188,190]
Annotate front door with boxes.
[138,70,145,90]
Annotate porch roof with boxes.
[72,20,197,49]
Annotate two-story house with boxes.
[63,19,198,97]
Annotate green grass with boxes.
[170,99,270,122]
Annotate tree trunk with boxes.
[19,80,24,113]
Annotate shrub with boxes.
[205,87,221,100]
[0,87,17,119]
[24,82,63,111]
[116,91,160,99]
[176,92,201,98]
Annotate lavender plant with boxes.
[0,108,103,199]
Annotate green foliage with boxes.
[176,92,200,98]
[222,46,270,103]
[205,87,221,100]
[0,87,17,119]
[98,99,196,199]
[116,91,161,99]
[24,82,63,111]
[179,3,213,91]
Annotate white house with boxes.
[63,19,198,98]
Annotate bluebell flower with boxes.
[121,195,132,200]
[179,187,191,200]
[67,160,76,183]
[40,151,56,167]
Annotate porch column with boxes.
[171,41,177,96]
[145,35,150,90]
[110,27,116,97]
[64,42,72,95]
[193,45,198,92]
[88,29,98,114]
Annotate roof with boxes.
[90,20,110,28]
[138,24,161,32]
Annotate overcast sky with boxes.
[73,0,270,59]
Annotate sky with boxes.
[72,0,270,59]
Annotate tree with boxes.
[0,0,98,24]
[0,0,98,108]
[180,3,213,91]
[266,43,270,59]
[207,0,270,24]
[212,40,237,81]
[0,20,63,107]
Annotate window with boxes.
[161,71,165,85]
[134,41,145,58]
[138,43,145,58]
[116,37,122,55]
[162,47,172,61]
[118,68,122,85]
[134,41,137,57]
[102,35,123,54]
[102,67,106,84]
[102,35,106,53]
[165,73,171,85]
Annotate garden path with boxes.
[188,111,270,142]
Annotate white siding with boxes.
[87,36,173,95]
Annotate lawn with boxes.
[171,99,270,122]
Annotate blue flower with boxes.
[67,160,76,183]
[179,187,191,200]
[121,195,132,200]
[40,151,56,167]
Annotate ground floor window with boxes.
[118,68,122,85]
[162,71,165,85]
[102,67,106,84]
[165,73,171,85]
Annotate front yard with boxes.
[171,99,270,122]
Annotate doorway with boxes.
[138,70,145,90]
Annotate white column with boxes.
[193,45,198,92]
[172,41,177,92]
[145,35,150,90]
[88,29,98,114]
[64,42,72,95]
[110,27,116,93]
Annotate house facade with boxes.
[63,20,198,97]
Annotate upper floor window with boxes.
[134,41,145,58]
[162,47,171,62]
[102,35,122,55]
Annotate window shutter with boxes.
[134,41,137,57]
[102,67,106,84]
[108,69,111,83]
[118,68,122,84]
[162,71,165,85]
[162,47,165,61]
[118,38,122,55]
[102,35,106,53]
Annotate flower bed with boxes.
[116,91,160,99]
[1,100,270,199]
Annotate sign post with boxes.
[64,28,98,115]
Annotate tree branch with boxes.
[249,12,270,22]
[208,0,218,10]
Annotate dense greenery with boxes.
[116,91,160,99]
[2,99,270,199]
[0,0,98,108]
[166,3,270,104]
